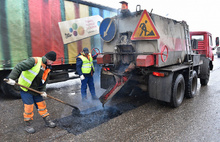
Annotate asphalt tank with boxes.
[98,8,189,68]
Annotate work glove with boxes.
[41,92,47,98]
[80,75,85,80]
[6,78,16,85]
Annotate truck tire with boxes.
[171,74,185,108]
[185,71,198,98]
[200,67,210,86]
[0,79,21,99]
[200,59,210,86]
[0,72,21,99]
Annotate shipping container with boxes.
[0,0,117,98]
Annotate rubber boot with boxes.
[82,96,88,102]
[43,116,56,128]
[92,95,99,100]
[24,120,35,134]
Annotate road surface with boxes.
[0,56,220,142]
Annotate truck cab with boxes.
[190,31,214,70]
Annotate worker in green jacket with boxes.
[6,51,57,134]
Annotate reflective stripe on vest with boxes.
[18,57,42,91]
[78,53,94,74]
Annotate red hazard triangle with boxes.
[131,10,160,40]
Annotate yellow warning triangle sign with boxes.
[131,10,160,40]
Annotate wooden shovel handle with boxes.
[3,78,79,110]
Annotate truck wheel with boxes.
[185,71,197,98]
[0,72,21,98]
[200,68,210,86]
[171,74,185,108]
[200,59,210,86]
[0,80,21,99]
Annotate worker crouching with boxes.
[6,51,57,134]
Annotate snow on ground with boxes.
[47,78,81,89]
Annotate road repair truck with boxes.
[97,2,216,107]
[0,0,116,98]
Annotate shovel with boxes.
[4,79,80,115]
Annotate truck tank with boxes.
[99,9,189,68]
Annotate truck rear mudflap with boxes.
[99,74,131,106]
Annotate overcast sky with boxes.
[86,0,220,46]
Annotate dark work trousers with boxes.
[81,76,96,99]
[20,90,47,121]
[21,90,43,106]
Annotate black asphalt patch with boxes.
[55,88,151,135]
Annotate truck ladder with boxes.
[183,21,193,79]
